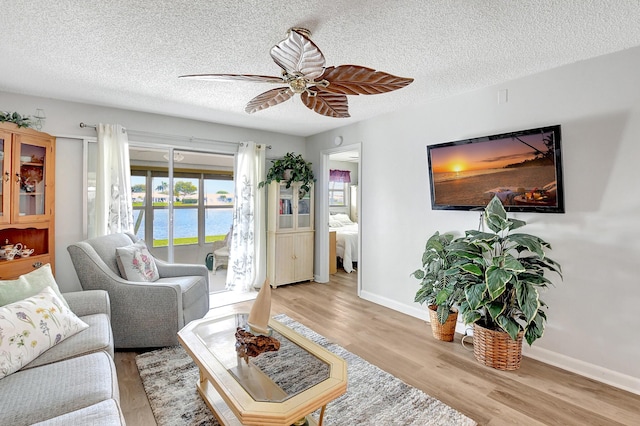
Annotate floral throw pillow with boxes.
[0,287,89,379]
[115,241,160,282]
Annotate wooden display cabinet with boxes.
[0,122,55,279]
[267,182,314,287]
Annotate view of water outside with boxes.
[134,209,233,241]
[131,176,234,245]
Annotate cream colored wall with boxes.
[307,46,640,393]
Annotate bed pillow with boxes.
[0,264,68,309]
[329,217,342,228]
[115,241,160,282]
[333,213,353,226]
[0,287,89,379]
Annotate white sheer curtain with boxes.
[226,142,266,292]
[94,124,134,236]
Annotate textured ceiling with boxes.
[2,1,640,137]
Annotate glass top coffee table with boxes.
[178,313,347,426]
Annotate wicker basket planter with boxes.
[427,305,458,342]
[472,323,524,370]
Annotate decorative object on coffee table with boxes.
[235,327,281,363]
[247,278,272,335]
[236,279,280,363]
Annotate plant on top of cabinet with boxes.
[0,111,33,128]
[259,152,315,195]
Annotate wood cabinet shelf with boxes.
[0,122,55,279]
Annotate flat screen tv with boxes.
[427,125,565,213]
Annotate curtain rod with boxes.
[79,122,271,149]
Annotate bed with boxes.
[329,213,359,273]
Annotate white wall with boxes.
[307,46,640,394]
[54,137,85,292]
[1,92,306,292]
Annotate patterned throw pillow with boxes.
[0,264,69,309]
[115,241,160,282]
[0,287,89,379]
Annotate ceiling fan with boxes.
[179,28,414,118]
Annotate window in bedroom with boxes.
[329,181,347,206]
[329,169,351,207]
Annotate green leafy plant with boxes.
[452,196,562,345]
[0,111,33,128]
[412,231,465,324]
[258,152,315,194]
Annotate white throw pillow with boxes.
[0,264,68,309]
[329,217,342,228]
[0,287,89,379]
[333,213,353,226]
[115,241,160,282]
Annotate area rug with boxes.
[136,314,476,426]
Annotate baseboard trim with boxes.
[522,344,640,395]
[359,290,640,395]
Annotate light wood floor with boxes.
[115,271,640,425]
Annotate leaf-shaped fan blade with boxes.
[319,65,414,95]
[270,29,325,80]
[301,90,350,118]
[245,87,294,114]
[179,73,284,83]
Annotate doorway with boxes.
[322,144,362,295]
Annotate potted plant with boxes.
[411,231,465,342]
[451,196,562,370]
[258,152,315,196]
[0,111,33,128]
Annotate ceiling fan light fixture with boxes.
[180,27,413,118]
[289,77,308,94]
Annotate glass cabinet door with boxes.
[278,185,294,230]
[296,188,312,229]
[14,137,49,221]
[0,132,11,224]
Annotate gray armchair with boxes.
[67,232,209,348]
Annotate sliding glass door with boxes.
[129,147,234,264]
[85,141,234,267]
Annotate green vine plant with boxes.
[0,111,34,128]
[258,152,316,194]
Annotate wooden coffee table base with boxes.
[197,376,325,426]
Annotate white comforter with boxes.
[332,223,359,273]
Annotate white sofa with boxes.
[0,290,125,425]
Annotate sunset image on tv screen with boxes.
[427,126,563,212]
